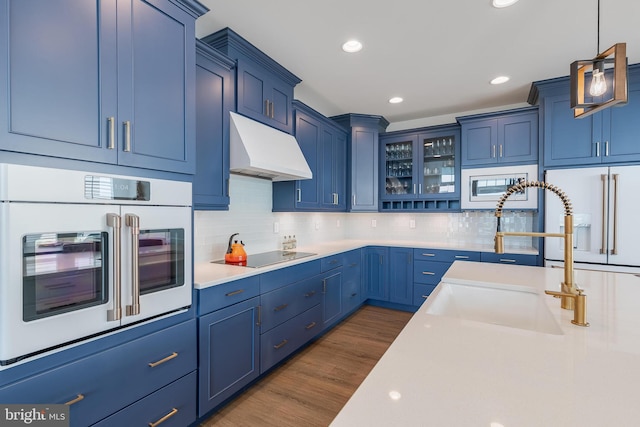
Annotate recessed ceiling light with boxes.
[342,40,363,53]
[490,76,510,85]
[492,0,520,8]
[389,97,404,104]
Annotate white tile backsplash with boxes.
[194,174,536,263]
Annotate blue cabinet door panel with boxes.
[295,113,322,209]
[0,0,117,163]
[543,95,598,166]
[605,80,640,162]
[269,78,292,131]
[364,247,388,300]
[260,275,323,332]
[500,113,538,162]
[322,271,343,327]
[198,298,260,416]
[238,61,267,118]
[117,0,194,173]
[389,248,413,305]
[463,123,496,165]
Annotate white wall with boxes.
[194,174,535,263]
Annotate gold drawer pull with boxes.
[422,271,435,275]
[305,321,317,330]
[149,408,178,427]
[274,303,288,312]
[422,253,436,257]
[225,289,244,297]
[304,290,316,298]
[65,394,85,406]
[274,339,288,349]
[148,352,178,368]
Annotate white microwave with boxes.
[461,165,539,210]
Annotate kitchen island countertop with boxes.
[330,261,640,426]
[194,239,537,289]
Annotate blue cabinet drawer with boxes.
[480,252,538,266]
[0,320,196,426]
[93,371,196,427]
[413,260,452,285]
[413,248,480,263]
[321,254,343,272]
[260,304,322,373]
[260,274,323,332]
[197,276,260,315]
[413,284,437,307]
[260,260,321,293]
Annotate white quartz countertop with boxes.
[194,239,537,289]
[330,261,640,427]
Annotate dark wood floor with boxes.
[199,305,413,427]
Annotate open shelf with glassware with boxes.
[380,125,461,212]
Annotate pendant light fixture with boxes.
[570,0,627,119]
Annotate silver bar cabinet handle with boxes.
[611,173,619,255]
[296,188,301,202]
[600,174,608,254]
[492,145,496,158]
[123,120,131,152]
[126,213,140,316]
[595,141,600,157]
[605,141,610,157]
[107,213,122,321]
[107,117,115,149]
[265,99,269,116]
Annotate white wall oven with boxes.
[461,164,539,210]
[0,164,192,366]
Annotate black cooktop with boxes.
[212,250,317,268]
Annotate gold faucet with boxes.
[494,180,589,327]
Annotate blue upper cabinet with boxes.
[0,0,206,174]
[531,64,640,167]
[202,28,301,134]
[379,124,461,212]
[458,107,538,167]
[331,114,390,212]
[193,41,235,210]
[272,101,347,211]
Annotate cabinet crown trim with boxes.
[202,27,302,86]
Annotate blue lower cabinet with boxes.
[198,297,260,417]
[342,250,363,313]
[389,247,413,305]
[0,320,196,427]
[363,246,389,300]
[94,372,196,427]
[413,284,437,307]
[260,305,322,373]
[322,270,343,328]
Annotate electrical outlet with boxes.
[336,219,341,228]
[273,222,279,233]
[409,219,416,229]
[371,219,377,228]
[315,221,320,230]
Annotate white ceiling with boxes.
[195,0,640,128]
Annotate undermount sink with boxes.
[425,281,564,335]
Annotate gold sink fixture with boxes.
[494,180,589,327]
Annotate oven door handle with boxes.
[107,213,122,321]
[125,214,141,316]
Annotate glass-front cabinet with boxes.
[380,124,461,211]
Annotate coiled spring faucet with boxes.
[495,180,589,327]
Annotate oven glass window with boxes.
[23,232,108,321]
[471,177,526,198]
[139,229,185,295]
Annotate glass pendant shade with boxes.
[589,65,607,97]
